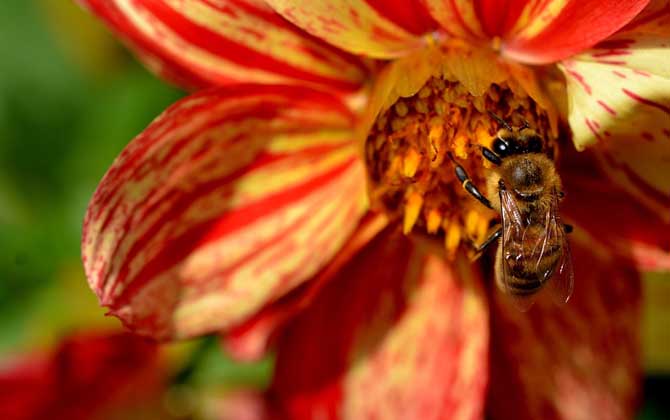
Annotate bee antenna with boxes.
[487,111,512,131]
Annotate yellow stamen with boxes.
[403,148,421,178]
[428,123,445,167]
[453,131,469,160]
[403,192,423,234]
[426,208,443,234]
[394,101,408,117]
[444,218,462,257]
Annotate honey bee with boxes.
[451,114,574,310]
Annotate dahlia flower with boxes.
[78,0,669,418]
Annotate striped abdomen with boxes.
[496,225,562,297]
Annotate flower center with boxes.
[365,76,556,257]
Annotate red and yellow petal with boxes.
[561,149,670,271]
[422,1,648,63]
[76,0,368,91]
[501,0,650,64]
[264,0,433,58]
[223,212,389,361]
[559,41,670,219]
[268,229,489,419]
[487,237,641,420]
[82,85,368,340]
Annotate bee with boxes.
[451,114,574,310]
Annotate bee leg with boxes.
[564,224,573,234]
[475,227,502,252]
[449,154,493,209]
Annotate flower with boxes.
[78,1,670,419]
[0,332,164,420]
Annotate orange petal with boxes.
[82,85,368,340]
[76,0,368,91]
[487,238,641,420]
[264,0,431,58]
[502,0,650,64]
[268,229,489,419]
[559,40,670,219]
[561,149,670,272]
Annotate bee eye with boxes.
[527,137,542,153]
[493,138,509,156]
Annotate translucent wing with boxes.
[498,185,536,311]
[540,191,575,305]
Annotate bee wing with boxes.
[540,192,575,305]
[499,186,536,311]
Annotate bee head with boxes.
[493,128,543,158]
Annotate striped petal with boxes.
[223,212,388,361]
[264,0,435,58]
[268,229,488,419]
[487,238,641,420]
[501,0,650,63]
[423,1,649,63]
[76,0,368,91]
[561,150,670,271]
[82,85,368,340]
[560,35,670,218]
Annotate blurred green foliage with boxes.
[0,0,183,350]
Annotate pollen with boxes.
[365,76,555,258]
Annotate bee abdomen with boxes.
[506,276,543,296]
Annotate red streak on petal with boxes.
[567,69,592,95]
[592,49,632,57]
[584,118,604,142]
[633,69,651,77]
[622,88,670,115]
[641,131,655,142]
[597,100,617,116]
[612,70,627,79]
[595,59,627,65]
[663,129,670,139]
[594,38,636,49]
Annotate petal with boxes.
[223,212,389,361]
[501,0,650,64]
[264,0,431,58]
[268,229,489,419]
[559,49,670,218]
[487,238,642,420]
[76,0,368,91]
[561,149,670,271]
[623,0,670,36]
[0,332,163,420]
[82,85,368,340]
[422,0,486,40]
